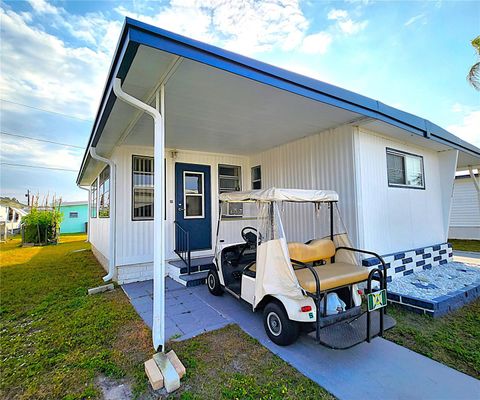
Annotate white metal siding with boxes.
[449,178,480,239]
[89,217,110,261]
[249,125,359,245]
[113,145,250,266]
[355,128,456,254]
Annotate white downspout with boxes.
[77,184,90,242]
[89,147,116,282]
[113,78,166,352]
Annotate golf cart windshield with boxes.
[216,189,357,308]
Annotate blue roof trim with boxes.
[77,17,480,184]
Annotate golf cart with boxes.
[207,188,395,347]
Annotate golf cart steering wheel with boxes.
[241,226,258,245]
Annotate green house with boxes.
[59,201,88,234]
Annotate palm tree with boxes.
[467,35,480,90]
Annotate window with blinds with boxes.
[386,148,425,189]
[132,156,154,220]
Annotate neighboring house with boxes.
[0,205,28,234]
[449,171,480,240]
[59,201,88,234]
[76,19,480,349]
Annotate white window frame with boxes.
[183,171,205,219]
[386,148,425,190]
[90,179,98,218]
[132,155,154,221]
[251,165,261,190]
[98,166,110,218]
[218,164,243,216]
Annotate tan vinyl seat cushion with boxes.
[295,262,369,292]
[288,239,335,264]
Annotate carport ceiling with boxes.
[100,45,361,155]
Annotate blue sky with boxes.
[0,0,479,203]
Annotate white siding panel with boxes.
[89,218,110,261]
[449,178,480,239]
[356,128,454,254]
[249,125,358,245]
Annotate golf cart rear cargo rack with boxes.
[301,247,395,349]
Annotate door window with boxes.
[184,172,204,218]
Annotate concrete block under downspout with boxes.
[89,147,116,282]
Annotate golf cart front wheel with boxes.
[263,302,299,346]
[207,270,223,296]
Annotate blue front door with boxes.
[175,163,212,251]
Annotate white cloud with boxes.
[451,102,474,114]
[0,136,82,170]
[328,9,348,20]
[447,110,480,148]
[116,0,312,55]
[404,13,426,27]
[27,0,59,15]
[0,6,120,119]
[327,8,368,35]
[301,32,332,55]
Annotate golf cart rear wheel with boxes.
[263,302,299,346]
[207,270,223,296]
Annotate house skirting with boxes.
[362,242,453,282]
[117,262,154,285]
[91,244,109,273]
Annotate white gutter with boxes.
[113,78,166,352]
[76,184,90,242]
[89,147,116,282]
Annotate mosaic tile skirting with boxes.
[362,242,453,283]
[387,282,480,317]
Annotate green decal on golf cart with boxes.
[367,289,387,312]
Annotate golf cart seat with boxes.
[294,263,369,292]
[288,239,369,292]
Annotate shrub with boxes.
[22,201,63,244]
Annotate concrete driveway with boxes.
[123,278,480,400]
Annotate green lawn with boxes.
[0,235,332,399]
[385,302,480,379]
[448,239,480,252]
[0,235,152,399]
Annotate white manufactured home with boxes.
[449,171,480,240]
[77,19,480,350]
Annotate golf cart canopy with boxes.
[219,188,339,203]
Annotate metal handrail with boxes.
[174,221,191,275]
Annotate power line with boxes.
[0,162,78,172]
[0,99,94,122]
[0,131,85,149]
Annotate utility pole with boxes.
[25,190,30,206]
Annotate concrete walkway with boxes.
[122,278,480,400]
[454,250,480,265]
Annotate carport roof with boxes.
[77,17,480,185]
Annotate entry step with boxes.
[178,271,208,287]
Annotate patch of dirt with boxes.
[95,375,133,400]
